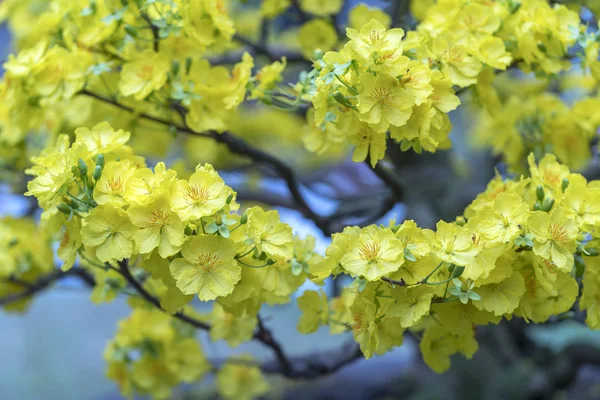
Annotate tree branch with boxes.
[142,13,160,52]
[365,159,405,203]
[79,90,332,235]
[117,259,211,330]
[0,268,94,307]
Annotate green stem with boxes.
[427,276,454,286]
[334,74,359,95]
[420,262,444,284]
[235,246,256,260]
[236,259,272,269]
[442,279,451,300]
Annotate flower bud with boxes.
[240,213,248,225]
[541,198,555,212]
[96,154,105,168]
[93,165,103,181]
[536,185,545,203]
[57,202,72,215]
[562,178,569,192]
[78,158,88,176]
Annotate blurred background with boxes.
[2,1,600,399]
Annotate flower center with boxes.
[368,30,381,45]
[195,252,221,271]
[138,65,154,80]
[548,223,569,243]
[184,185,210,204]
[370,87,394,106]
[107,177,125,194]
[146,209,170,227]
[359,241,382,263]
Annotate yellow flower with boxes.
[299,19,338,59]
[527,153,570,198]
[470,192,529,243]
[94,160,137,207]
[216,359,269,400]
[25,151,73,204]
[245,207,293,260]
[420,325,478,373]
[74,122,131,157]
[340,225,403,281]
[388,285,434,328]
[165,338,210,383]
[528,207,578,272]
[118,52,170,101]
[33,47,91,105]
[561,178,600,229]
[357,72,415,132]
[57,218,81,271]
[300,0,342,16]
[169,164,232,221]
[128,195,186,258]
[297,290,328,333]
[432,38,481,87]
[3,39,47,78]
[169,234,241,301]
[349,5,391,30]
[432,221,476,266]
[183,0,235,47]
[124,162,177,205]
[346,19,406,68]
[400,61,433,106]
[210,303,256,347]
[261,0,291,19]
[250,57,287,99]
[473,271,526,317]
[348,122,387,167]
[81,206,136,263]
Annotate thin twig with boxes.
[79,90,332,235]
[0,268,94,307]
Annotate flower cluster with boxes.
[302,0,585,166]
[298,153,600,372]
[0,217,53,312]
[24,121,324,397]
[472,89,600,172]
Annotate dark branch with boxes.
[527,343,600,399]
[0,268,94,307]
[254,315,294,377]
[142,14,160,52]
[365,159,405,203]
[117,259,212,330]
[381,276,406,287]
[80,90,332,235]
[261,341,364,379]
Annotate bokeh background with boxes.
[2,1,600,399]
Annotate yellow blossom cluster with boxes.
[299,154,600,372]
[0,217,53,312]
[302,0,586,166]
[2,0,600,398]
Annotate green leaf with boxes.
[102,6,127,25]
[205,222,219,234]
[291,260,303,276]
[404,248,416,262]
[218,225,230,238]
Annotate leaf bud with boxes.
[536,185,545,203]
[93,165,103,181]
[78,158,88,176]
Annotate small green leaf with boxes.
[291,260,303,276]
[205,222,219,234]
[404,248,416,262]
[218,225,230,238]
